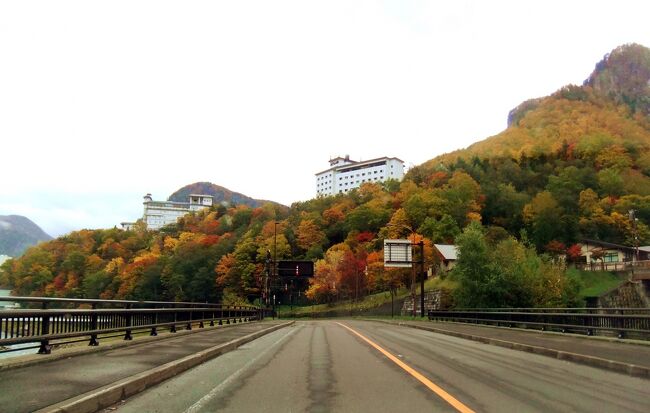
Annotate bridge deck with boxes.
[1,319,649,413]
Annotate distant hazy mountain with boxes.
[168,182,282,208]
[0,215,53,257]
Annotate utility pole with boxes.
[629,210,639,277]
[411,232,417,317]
[419,240,425,317]
[265,250,271,307]
[274,221,279,274]
[273,221,279,316]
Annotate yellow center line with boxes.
[336,322,475,413]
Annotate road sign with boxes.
[384,239,412,268]
[277,260,314,277]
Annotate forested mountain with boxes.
[409,43,650,248]
[0,215,52,257]
[1,44,649,307]
[169,182,282,208]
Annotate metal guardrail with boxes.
[0,296,272,354]
[428,308,650,340]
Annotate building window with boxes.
[603,253,619,263]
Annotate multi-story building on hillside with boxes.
[315,155,405,196]
[121,193,214,230]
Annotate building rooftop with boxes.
[315,156,405,175]
[434,244,458,261]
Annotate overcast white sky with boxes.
[1,1,650,237]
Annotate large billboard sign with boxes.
[384,239,412,268]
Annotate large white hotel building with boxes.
[122,193,214,230]
[315,156,405,196]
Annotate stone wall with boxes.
[597,281,649,308]
[401,290,452,316]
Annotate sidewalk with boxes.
[0,320,292,413]
[368,319,650,377]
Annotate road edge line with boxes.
[35,321,294,413]
[365,319,650,379]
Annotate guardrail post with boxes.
[617,309,625,339]
[171,310,177,333]
[89,303,99,346]
[38,301,51,354]
[585,308,593,336]
[151,310,158,336]
[124,304,133,340]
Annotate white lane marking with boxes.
[183,326,300,413]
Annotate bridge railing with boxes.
[0,296,271,355]
[574,260,650,272]
[427,307,650,340]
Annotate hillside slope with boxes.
[406,44,650,248]
[422,43,650,166]
[168,182,281,208]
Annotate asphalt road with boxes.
[108,320,650,413]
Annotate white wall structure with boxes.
[134,193,214,230]
[315,155,405,196]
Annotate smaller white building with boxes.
[122,193,214,231]
[315,155,405,196]
[434,244,458,272]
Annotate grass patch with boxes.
[567,268,626,297]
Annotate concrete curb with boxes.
[34,321,294,413]
[0,319,265,373]
[367,319,650,379]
